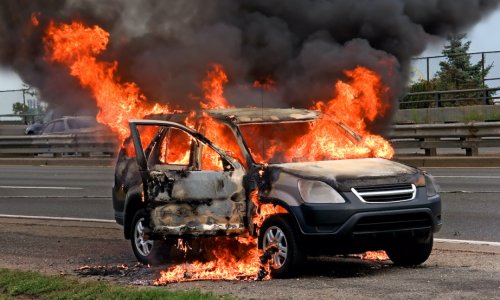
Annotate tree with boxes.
[12,102,29,115]
[435,33,492,91]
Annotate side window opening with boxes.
[43,122,55,133]
[149,127,196,170]
[199,120,247,169]
[53,120,65,133]
[201,144,225,171]
[160,128,193,165]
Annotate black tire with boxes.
[259,215,303,278]
[130,209,169,265]
[386,232,433,266]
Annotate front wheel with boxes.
[130,209,169,265]
[259,215,303,278]
[386,232,433,266]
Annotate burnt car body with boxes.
[112,108,441,276]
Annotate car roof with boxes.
[206,108,319,124]
[146,108,320,125]
[46,116,95,122]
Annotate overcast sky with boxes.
[1,7,500,113]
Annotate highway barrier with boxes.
[0,134,117,157]
[389,122,500,156]
[0,122,499,157]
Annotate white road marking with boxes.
[0,185,83,190]
[0,215,499,247]
[0,214,115,223]
[435,238,500,247]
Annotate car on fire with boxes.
[112,108,441,277]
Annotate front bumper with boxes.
[288,188,442,236]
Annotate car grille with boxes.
[352,212,432,235]
[351,183,416,203]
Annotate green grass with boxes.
[0,269,232,300]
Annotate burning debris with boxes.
[359,251,390,261]
[75,264,142,277]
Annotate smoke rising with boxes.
[0,0,498,122]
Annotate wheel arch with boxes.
[123,187,145,239]
[258,196,303,249]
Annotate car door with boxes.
[128,119,247,236]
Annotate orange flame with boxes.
[243,66,394,164]
[155,236,262,284]
[288,66,394,161]
[361,250,389,261]
[200,64,231,110]
[44,21,170,143]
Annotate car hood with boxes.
[270,158,421,191]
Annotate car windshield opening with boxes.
[238,119,360,164]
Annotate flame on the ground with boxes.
[155,236,263,284]
[44,21,395,283]
[360,251,389,261]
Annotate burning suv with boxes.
[112,108,441,277]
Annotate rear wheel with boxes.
[130,209,169,265]
[259,215,303,278]
[386,232,433,266]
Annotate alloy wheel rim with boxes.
[134,217,153,257]
[263,226,288,269]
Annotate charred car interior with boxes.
[112,108,442,277]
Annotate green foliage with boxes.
[11,102,29,115]
[435,33,491,90]
[404,34,494,108]
[0,269,233,300]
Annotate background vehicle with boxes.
[40,116,107,135]
[24,122,44,135]
[112,108,441,277]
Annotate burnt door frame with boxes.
[128,119,247,235]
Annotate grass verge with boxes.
[0,268,232,300]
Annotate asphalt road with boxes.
[0,165,499,299]
[0,165,114,220]
[0,165,499,242]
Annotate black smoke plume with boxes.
[0,0,498,123]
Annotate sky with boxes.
[1,7,500,115]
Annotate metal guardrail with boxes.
[400,87,500,109]
[0,134,117,157]
[0,122,498,157]
[412,50,500,88]
[389,122,500,156]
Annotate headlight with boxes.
[415,173,439,197]
[424,173,439,197]
[297,179,345,203]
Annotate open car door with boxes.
[129,119,247,236]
